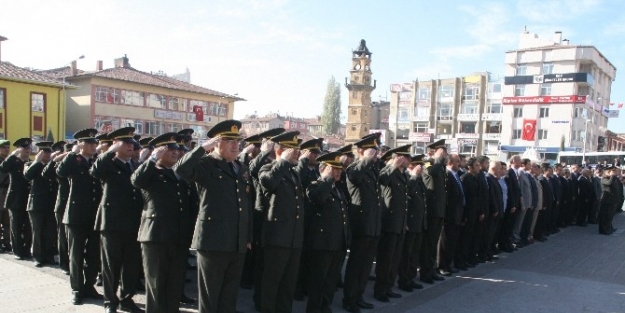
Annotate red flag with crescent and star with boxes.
[193,105,204,122]
[522,119,536,141]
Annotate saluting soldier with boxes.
[137,137,154,164]
[342,133,382,313]
[305,151,351,313]
[335,144,354,205]
[24,142,58,267]
[131,133,192,313]
[0,140,12,253]
[175,120,251,313]
[57,129,103,305]
[258,131,306,313]
[90,127,144,313]
[0,137,33,260]
[96,133,112,154]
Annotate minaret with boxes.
[345,39,376,144]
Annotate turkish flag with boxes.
[522,119,536,141]
[193,105,204,122]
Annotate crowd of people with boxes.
[0,118,623,313]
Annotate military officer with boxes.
[137,137,154,163]
[96,133,113,154]
[305,151,351,313]
[342,133,382,312]
[0,140,13,252]
[258,131,306,313]
[57,128,103,305]
[90,127,144,313]
[131,133,192,313]
[0,137,33,259]
[42,141,71,274]
[175,120,251,313]
[24,142,58,267]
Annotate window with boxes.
[418,87,430,101]
[572,130,582,141]
[95,87,109,103]
[147,94,166,108]
[512,129,522,139]
[492,83,502,93]
[488,102,502,113]
[462,102,478,114]
[514,85,525,96]
[439,85,454,98]
[413,142,428,154]
[415,106,430,117]
[461,122,476,133]
[164,123,183,133]
[513,107,523,118]
[145,121,162,135]
[516,64,527,75]
[413,122,428,133]
[463,84,479,100]
[0,88,4,109]
[542,63,554,74]
[578,86,590,97]
[134,120,144,134]
[540,84,552,96]
[438,103,452,120]
[168,97,180,111]
[31,93,45,112]
[539,107,550,118]
[399,91,411,100]
[574,107,585,118]
[121,90,144,106]
[486,121,501,133]
[398,107,410,122]
[538,129,548,140]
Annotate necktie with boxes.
[126,161,134,172]
[483,172,489,187]
[453,172,465,206]
[228,162,237,176]
[333,185,343,201]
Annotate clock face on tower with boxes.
[354,63,361,70]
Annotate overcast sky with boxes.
[2,0,625,131]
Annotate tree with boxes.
[321,76,341,135]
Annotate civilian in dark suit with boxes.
[499,155,521,252]
[536,164,554,241]
[485,161,503,260]
[577,168,595,226]
[258,131,306,313]
[549,165,563,233]
[439,154,464,275]
[475,156,491,261]
[458,157,481,269]
[175,120,252,313]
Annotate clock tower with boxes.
[345,39,376,145]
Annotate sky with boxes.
[2,0,625,131]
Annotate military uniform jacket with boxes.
[378,165,409,235]
[249,151,273,212]
[56,152,102,226]
[422,160,447,219]
[175,147,251,253]
[600,176,618,205]
[90,151,144,233]
[345,157,382,237]
[461,172,481,224]
[24,161,57,213]
[445,170,464,225]
[295,158,320,191]
[131,160,192,244]
[0,156,9,209]
[0,154,31,210]
[406,175,427,233]
[43,161,69,214]
[258,159,305,249]
[306,176,351,251]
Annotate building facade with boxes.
[500,30,617,161]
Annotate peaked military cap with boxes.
[381,144,412,162]
[108,126,137,144]
[139,137,154,149]
[300,138,323,153]
[206,120,242,139]
[244,128,286,146]
[176,134,190,152]
[270,131,300,149]
[410,154,426,165]
[13,137,32,148]
[148,132,179,149]
[317,151,343,169]
[94,132,110,144]
[427,139,446,150]
[51,141,67,152]
[35,141,53,151]
[64,142,75,151]
[336,144,355,158]
[178,129,194,143]
[0,140,10,147]
[354,133,380,149]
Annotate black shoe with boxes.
[14,255,23,260]
[106,305,118,313]
[410,280,424,289]
[373,294,390,302]
[397,284,413,292]
[63,270,70,276]
[420,277,434,284]
[180,294,196,304]
[356,300,374,309]
[432,275,445,281]
[437,268,451,276]
[477,256,487,263]
[386,291,402,298]
[96,275,103,287]
[83,287,104,300]
[120,299,144,313]
[500,246,514,253]
[34,261,43,268]
[488,256,500,261]
[71,293,83,305]
[342,303,362,313]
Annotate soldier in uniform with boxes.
[90,127,144,313]
[258,131,305,313]
[137,137,154,164]
[131,133,192,313]
[175,120,251,313]
[57,129,103,305]
[0,137,33,259]
[598,166,618,235]
[0,140,12,252]
[43,141,72,274]
[24,142,58,267]
[420,139,448,284]
[342,134,382,313]
[96,133,112,154]
[305,151,351,313]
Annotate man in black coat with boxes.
[90,127,144,313]
[458,157,481,269]
[342,134,383,313]
[258,131,306,313]
[0,138,33,259]
[0,140,12,253]
[57,129,103,305]
[485,161,503,259]
[536,164,555,241]
[499,155,521,252]
[305,151,351,313]
[475,156,491,261]
[24,142,58,267]
[175,120,251,313]
[131,133,193,313]
[576,168,595,226]
[438,154,464,275]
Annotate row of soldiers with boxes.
[0,118,623,313]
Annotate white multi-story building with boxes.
[500,30,617,161]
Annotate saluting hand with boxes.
[35,150,44,162]
[139,148,151,163]
[151,146,166,161]
[260,139,274,153]
[299,149,310,161]
[363,148,377,160]
[108,141,123,153]
[202,136,220,152]
[71,144,81,154]
[53,152,69,162]
[242,143,255,154]
[12,148,22,157]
